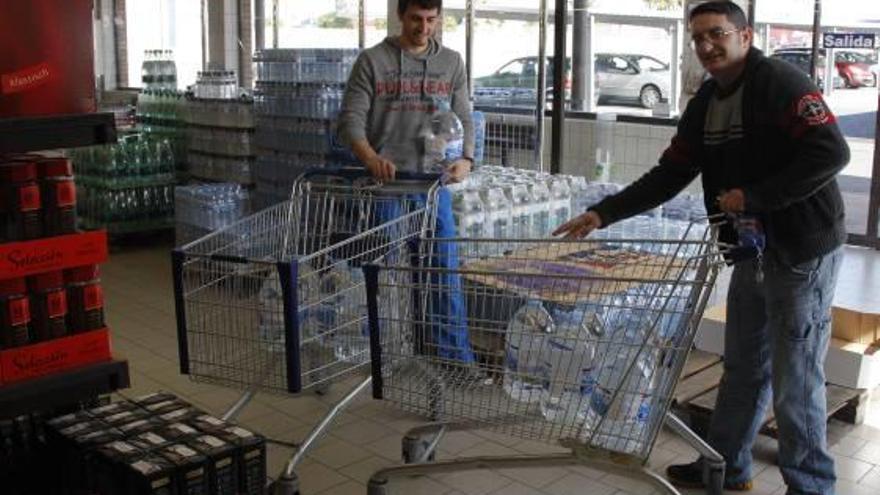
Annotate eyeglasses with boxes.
[690,27,740,48]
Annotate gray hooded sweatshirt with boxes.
[337,36,474,171]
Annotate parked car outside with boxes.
[770,48,844,90]
[473,53,671,109]
[772,47,876,88]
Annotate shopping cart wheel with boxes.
[367,478,389,495]
[270,472,300,495]
[402,434,436,464]
[703,460,725,495]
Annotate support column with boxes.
[114,0,129,88]
[550,0,567,174]
[254,0,265,50]
[571,0,588,111]
[239,0,253,88]
[387,0,400,38]
[586,14,596,112]
[670,19,683,116]
[206,0,226,70]
[535,0,548,170]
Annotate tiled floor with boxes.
[104,242,880,495]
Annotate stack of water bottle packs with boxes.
[252,49,360,208]
[135,89,188,175]
[70,134,176,233]
[450,165,707,243]
[184,73,256,185]
[44,391,266,494]
[174,183,251,246]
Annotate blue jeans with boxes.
[377,187,475,363]
[707,247,842,494]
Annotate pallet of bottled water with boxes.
[174,183,251,246]
[449,165,708,243]
[364,224,724,461]
[172,168,440,395]
[254,48,359,84]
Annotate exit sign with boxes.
[822,33,877,49]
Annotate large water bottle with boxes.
[421,99,464,173]
[258,263,317,352]
[528,182,552,237]
[329,264,370,364]
[548,177,572,232]
[503,300,554,404]
[540,307,597,425]
[584,293,658,454]
[480,186,511,240]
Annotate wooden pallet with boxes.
[673,349,869,439]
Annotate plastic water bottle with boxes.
[528,182,552,237]
[480,186,511,240]
[421,99,464,173]
[501,183,532,239]
[472,110,486,165]
[503,300,554,404]
[549,177,572,232]
[541,307,597,425]
[566,175,589,215]
[452,189,487,241]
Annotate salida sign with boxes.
[822,33,877,49]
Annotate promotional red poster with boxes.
[0,0,97,117]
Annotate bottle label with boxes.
[55,181,76,207]
[7,297,30,326]
[47,290,68,318]
[18,184,41,211]
[83,284,104,311]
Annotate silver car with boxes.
[473,53,672,109]
[595,53,671,109]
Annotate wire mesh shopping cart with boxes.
[362,219,730,495]
[171,168,439,494]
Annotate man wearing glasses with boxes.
[555,2,847,493]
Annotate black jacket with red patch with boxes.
[591,48,848,264]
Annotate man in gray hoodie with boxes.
[338,0,478,365]
[338,0,475,179]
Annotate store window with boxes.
[274,0,360,48]
[125,0,203,90]
[755,1,880,246]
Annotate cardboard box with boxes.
[832,307,880,344]
[0,230,108,279]
[696,304,880,389]
[0,327,112,385]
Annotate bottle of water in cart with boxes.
[540,307,597,424]
[503,300,554,404]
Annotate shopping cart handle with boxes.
[299,166,442,183]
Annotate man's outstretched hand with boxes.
[552,211,603,239]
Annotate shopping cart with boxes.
[171,168,439,494]
[362,220,729,495]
